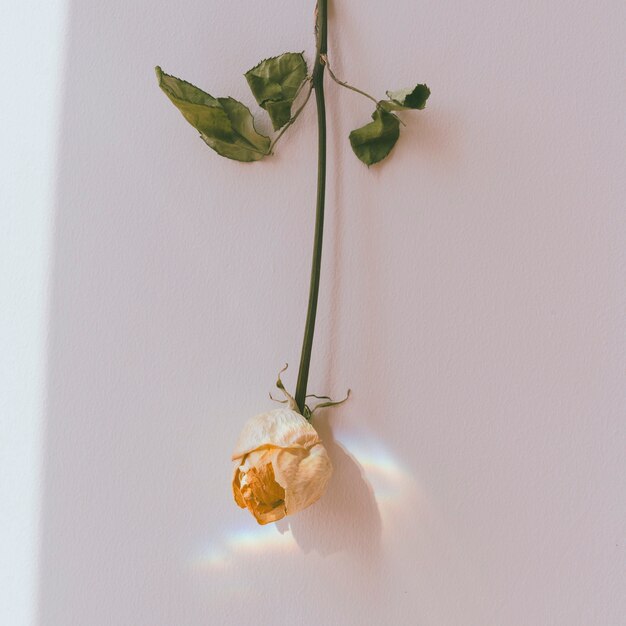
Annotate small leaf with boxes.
[156,67,269,162]
[245,52,307,130]
[381,84,430,111]
[349,109,400,166]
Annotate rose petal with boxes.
[244,455,285,507]
[235,449,288,525]
[232,462,247,509]
[231,408,320,461]
[249,503,287,525]
[273,444,332,515]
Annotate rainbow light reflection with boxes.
[334,431,417,508]
[191,523,297,570]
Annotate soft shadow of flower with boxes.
[276,414,382,562]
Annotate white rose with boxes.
[232,407,333,525]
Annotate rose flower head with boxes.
[232,406,332,525]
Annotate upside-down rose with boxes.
[232,406,332,524]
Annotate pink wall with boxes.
[35,0,625,624]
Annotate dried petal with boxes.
[274,444,332,515]
[232,408,320,461]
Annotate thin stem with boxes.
[322,53,405,126]
[269,79,314,153]
[294,0,328,414]
[321,54,379,106]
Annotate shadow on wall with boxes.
[276,414,383,561]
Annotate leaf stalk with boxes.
[322,54,379,106]
[322,54,406,126]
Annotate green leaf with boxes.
[156,66,269,162]
[381,84,430,111]
[264,100,293,130]
[245,52,307,130]
[349,109,400,166]
[203,97,271,162]
[156,67,232,139]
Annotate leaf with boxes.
[203,97,271,162]
[381,84,430,111]
[245,52,307,130]
[348,109,400,166]
[264,100,293,130]
[156,67,232,140]
[156,66,269,162]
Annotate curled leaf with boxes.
[156,66,270,162]
[381,84,431,111]
[245,52,308,130]
[349,109,400,166]
[205,97,271,161]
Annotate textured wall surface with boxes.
[7,0,626,624]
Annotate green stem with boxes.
[295,0,328,414]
